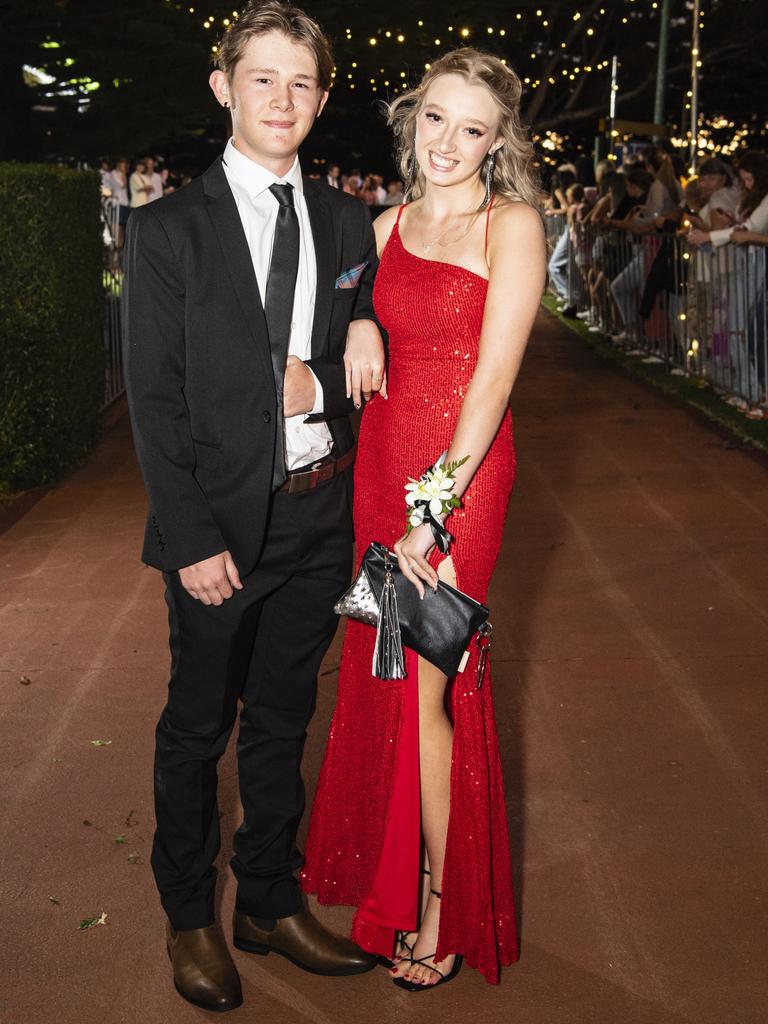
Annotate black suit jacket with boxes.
[123,157,379,574]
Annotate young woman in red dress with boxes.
[302,49,546,989]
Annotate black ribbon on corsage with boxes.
[411,500,454,554]
[405,453,469,555]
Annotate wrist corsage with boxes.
[404,453,469,554]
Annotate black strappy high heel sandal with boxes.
[392,888,463,992]
[377,868,430,969]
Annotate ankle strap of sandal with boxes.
[429,887,442,899]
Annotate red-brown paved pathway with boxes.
[2,310,767,1024]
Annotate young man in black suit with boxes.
[123,2,386,1011]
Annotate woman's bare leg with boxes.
[391,557,457,985]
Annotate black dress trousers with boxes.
[151,472,353,931]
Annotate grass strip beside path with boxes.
[541,294,768,453]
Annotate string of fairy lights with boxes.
[30,1,762,165]
[183,2,663,97]
[164,1,765,163]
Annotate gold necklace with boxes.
[418,206,482,252]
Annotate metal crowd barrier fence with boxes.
[547,213,767,410]
[544,211,566,250]
[101,197,124,409]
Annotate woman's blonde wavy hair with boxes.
[388,48,544,211]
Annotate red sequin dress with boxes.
[301,204,518,984]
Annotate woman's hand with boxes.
[344,319,387,409]
[393,523,439,599]
[710,208,736,230]
[731,229,753,245]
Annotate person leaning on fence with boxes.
[546,168,577,307]
[643,145,684,213]
[577,170,626,329]
[731,216,768,412]
[544,167,575,215]
[561,184,593,317]
[607,167,667,340]
[688,151,768,406]
[689,157,741,235]
[633,152,688,330]
[689,152,768,251]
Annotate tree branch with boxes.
[533,59,690,132]
[525,0,606,124]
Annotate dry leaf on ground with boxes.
[78,911,107,930]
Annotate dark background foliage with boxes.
[0,164,103,496]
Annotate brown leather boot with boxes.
[166,922,243,1012]
[232,907,376,976]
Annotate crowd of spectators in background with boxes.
[545,144,768,322]
[97,142,768,414]
[322,163,404,207]
[99,156,192,246]
[99,156,403,248]
[543,143,768,413]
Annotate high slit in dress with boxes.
[301,201,518,984]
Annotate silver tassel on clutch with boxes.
[372,550,406,679]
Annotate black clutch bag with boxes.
[334,542,492,686]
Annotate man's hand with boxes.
[344,319,387,409]
[688,228,711,246]
[283,355,318,417]
[178,550,243,606]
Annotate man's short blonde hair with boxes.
[215,1,333,90]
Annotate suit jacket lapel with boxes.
[202,158,273,377]
[304,178,336,357]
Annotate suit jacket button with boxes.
[262,411,272,423]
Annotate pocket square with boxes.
[335,261,369,289]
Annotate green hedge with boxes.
[0,163,103,498]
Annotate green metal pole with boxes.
[653,0,671,135]
[609,55,619,163]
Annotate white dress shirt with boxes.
[222,138,331,469]
[147,171,164,203]
[130,171,150,208]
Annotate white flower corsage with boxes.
[404,453,469,553]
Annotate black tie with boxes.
[265,182,300,490]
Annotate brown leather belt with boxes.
[278,444,356,494]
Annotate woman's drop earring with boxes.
[484,150,497,206]
[407,140,418,191]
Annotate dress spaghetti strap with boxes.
[395,201,407,226]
